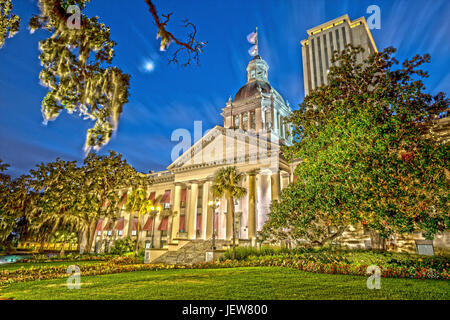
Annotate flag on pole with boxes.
[247,31,257,44]
[247,28,258,57]
[248,44,258,56]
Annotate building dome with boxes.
[234,80,271,102]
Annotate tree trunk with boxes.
[230,195,236,260]
[38,236,46,254]
[60,242,65,258]
[369,230,386,251]
[135,213,140,257]
[79,230,87,254]
[77,231,83,254]
[84,221,96,254]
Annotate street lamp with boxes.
[208,199,219,250]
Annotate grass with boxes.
[0,260,104,271]
[1,267,449,300]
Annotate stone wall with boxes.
[336,224,450,253]
[152,239,228,265]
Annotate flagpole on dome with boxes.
[247,28,258,57]
[255,26,258,56]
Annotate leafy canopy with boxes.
[29,0,131,152]
[0,0,20,48]
[262,46,449,245]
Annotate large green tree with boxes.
[0,162,38,245]
[262,46,449,249]
[211,166,246,259]
[0,152,151,254]
[80,151,149,254]
[29,0,131,152]
[0,159,14,242]
[1,0,206,151]
[0,0,19,48]
[24,159,85,250]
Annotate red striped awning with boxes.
[142,217,154,231]
[179,215,186,232]
[160,190,171,204]
[104,220,113,231]
[148,192,155,202]
[95,219,103,231]
[158,217,169,231]
[119,192,127,206]
[115,217,124,230]
[132,218,140,231]
[196,214,202,230]
[181,189,187,202]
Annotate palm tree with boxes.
[211,167,246,260]
[125,188,154,256]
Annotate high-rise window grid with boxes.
[342,27,347,46]
[335,29,340,53]
[317,36,324,85]
[323,34,329,72]
[311,38,317,88]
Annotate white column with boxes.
[201,181,210,240]
[205,181,214,240]
[255,107,262,131]
[247,172,256,243]
[187,182,198,240]
[171,184,182,241]
[271,170,280,202]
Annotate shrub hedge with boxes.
[220,246,450,271]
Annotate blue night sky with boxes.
[0,0,449,178]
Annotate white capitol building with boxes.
[90,16,449,261]
[90,53,298,261]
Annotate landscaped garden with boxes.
[1,267,449,300]
[1,246,448,300]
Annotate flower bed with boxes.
[19,254,113,264]
[196,256,450,280]
[1,255,448,286]
[0,259,179,285]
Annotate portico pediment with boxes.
[167,126,282,172]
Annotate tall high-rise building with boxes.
[300,14,378,96]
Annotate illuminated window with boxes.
[242,113,248,130]
[250,111,256,129]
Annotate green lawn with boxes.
[0,260,104,271]
[1,267,449,300]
